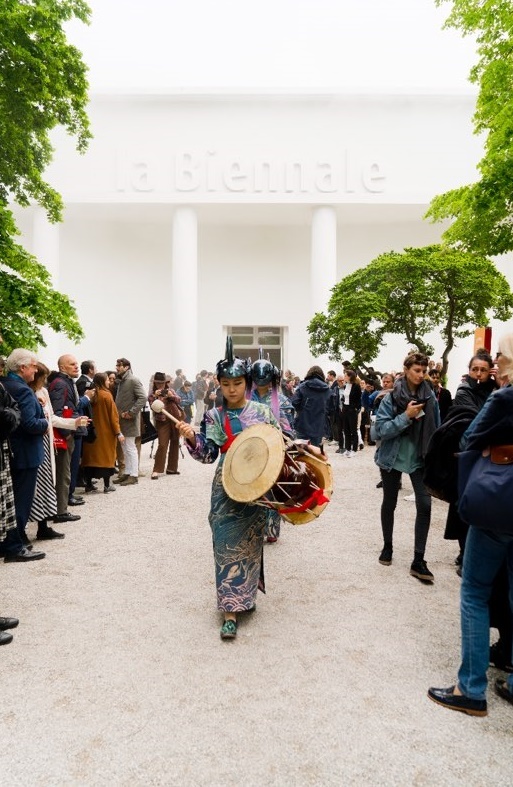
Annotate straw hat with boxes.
[222,423,285,502]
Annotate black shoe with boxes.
[428,686,487,716]
[4,548,46,562]
[0,617,19,631]
[455,552,463,566]
[53,513,81,523]
[495,678,513,705]
[0,632,13,646]
[456,566,462,578]
[20,533,34,551]
[68,496,85,506]
[490,641,513,673]
[379,547,393,566]
[376,480,383,489]
[410,559,434,583]
[36,527,65,541]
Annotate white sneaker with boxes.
[346,450,355,458]
[404,493,415,501]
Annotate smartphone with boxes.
[412,397,428,406]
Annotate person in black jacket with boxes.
[341,369,362,457]
[428,368,453,423]
[428,333,513,717]
[444,350,498,569]
[291,366,331,447]
[0,382,21,642]
[453,350,497,411]
[1,349,47,562]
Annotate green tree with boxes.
[0,0,91,354]
[308,245,513,377]
[426,0,513,256]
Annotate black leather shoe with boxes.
[36,527,65,540]
[0,631,13,645]
[427,686,487,716]
[53,513,81,523]
[4,548,46,562]
[490,641,513,673]
[495,678,513,706]
[21,533,33,551]
[68,496,85,506]
[0,617,19,631]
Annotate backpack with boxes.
[423,405,478,503]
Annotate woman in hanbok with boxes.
[177,339,281,640]
[250,353,294,543]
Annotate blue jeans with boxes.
[458,527,513,699]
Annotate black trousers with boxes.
[342,407,358,453]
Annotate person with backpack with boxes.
[428,334,513,716]
[372,352,440,582]
[444,350,497,571]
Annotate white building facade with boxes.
[15,89,498,386]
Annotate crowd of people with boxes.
[1,338,512,720]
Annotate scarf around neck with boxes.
[392,375,437,459]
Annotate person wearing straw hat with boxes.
[176,338,281,640]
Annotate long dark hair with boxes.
[92,372,109,392]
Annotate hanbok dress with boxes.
[187,400,281,611]
[250,388,295,541]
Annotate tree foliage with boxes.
[308,245,513,376]
[426,1,513,255]
[0,0,91,353]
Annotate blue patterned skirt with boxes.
[209,465,267,611]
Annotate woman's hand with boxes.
[406,400,425,419]
[176,420,196,446]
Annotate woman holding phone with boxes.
[372,352,440,581]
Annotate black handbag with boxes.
[140,408,158,445]
[83,421,97,444]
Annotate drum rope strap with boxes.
[278,487,330,515]
[219,413,237,454]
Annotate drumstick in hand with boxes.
[150,399,180,424]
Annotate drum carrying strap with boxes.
[219,413,237,454]
[278,487,330,515]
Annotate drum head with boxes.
[222,423,285,502]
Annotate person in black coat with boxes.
[0,349,47,561]
[428,368,453,423]
[0,382,22,642]
[453,351,497,411]
[428,335,513,716]
[444,350,498,566]
[291,365,331,447]
[341,369,362,456]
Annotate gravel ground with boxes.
[1,440,511,786]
